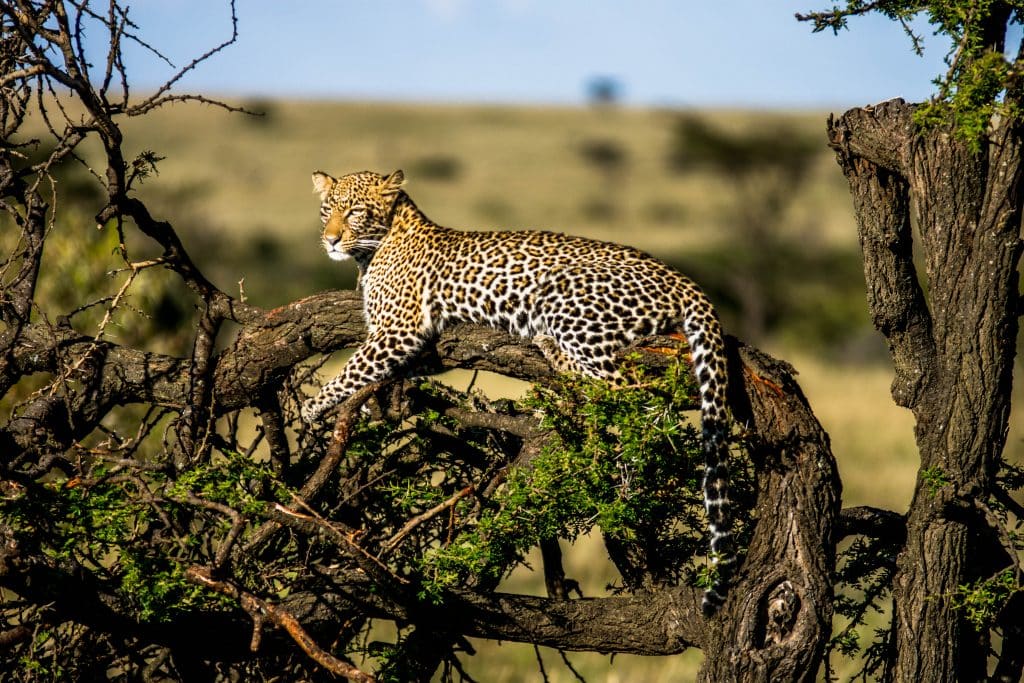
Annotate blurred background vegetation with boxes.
[10,97,1022,681]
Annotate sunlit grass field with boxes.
[19,99,1023,681]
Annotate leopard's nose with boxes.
[324,215,345,243]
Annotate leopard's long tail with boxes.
[681,300,734,616]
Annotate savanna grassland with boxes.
[17,99,1022,681]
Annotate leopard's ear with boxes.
[312,171,335,200]
[381,169,405,196]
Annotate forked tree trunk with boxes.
[828,99,1023,681]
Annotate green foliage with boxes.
[830,629,861,659]
[950,568,1022,630]
[127,150,166,189]
[419,354,752,598]
[802,1,1024,151]
[914,48,1017,152]
[167,449,289,514]
[828,454,1024,678]
[0,449,293,624]
[827,532,899,680]
[18,629,66,681]
[920,465,951,495]
[119,550,228,622]
[3,470,148,562]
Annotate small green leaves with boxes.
[950,569,1022,631]
[920,465,950,496]
[914,48,1017,153]
[167,449,287,513]
[800,1,1024,151]
[120,552,233,622]
[126,150,166,189]
[419,354,749,596]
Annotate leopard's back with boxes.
[366,226,694,342]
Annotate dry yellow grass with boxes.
[20,99,852,257]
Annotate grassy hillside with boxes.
[23,100,855,304]
[18,99,1022,681]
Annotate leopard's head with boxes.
[311,169,405,262]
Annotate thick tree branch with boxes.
[317,568,707,655]
[1,292,557,458]
[698,341,840,682]
[830,91,1023,681]
[826,99,912,173]
[828,101,938,410]
[837,505,906,542]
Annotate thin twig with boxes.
[381,486,474,556]
[241,382,381,555]
[185,566,376,682]
[268,501,406,586]
[179,493,246,570]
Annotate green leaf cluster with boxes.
[804,1,1024,151]
[167,449,288,514]
[3,470,149,563]
[119,550,231,622]
[828,532,900,679]
[950,568,1021,630]
[0,450,290,624]
[921,465,951,496]
[419,354,751,598]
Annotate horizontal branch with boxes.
[305,568,708,655]
[1,290,556,456]
[0,528,705,658]
[836,506,906,541]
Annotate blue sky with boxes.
[94,1,1000,108]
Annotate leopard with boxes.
[301,169,735,614]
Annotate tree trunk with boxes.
[698,343,840,682]
[827,98,1023,681]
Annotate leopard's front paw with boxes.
[300,398,324,424]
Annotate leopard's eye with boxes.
[319,205,332,224]
[346,207,368,225]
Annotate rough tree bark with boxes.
[828,98,1023,681]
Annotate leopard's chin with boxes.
[327,249,350,262]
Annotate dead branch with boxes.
[185,565,376,683]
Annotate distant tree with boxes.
[667,115,821,340]
[578,137,629,220]
[585,75,623,106]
